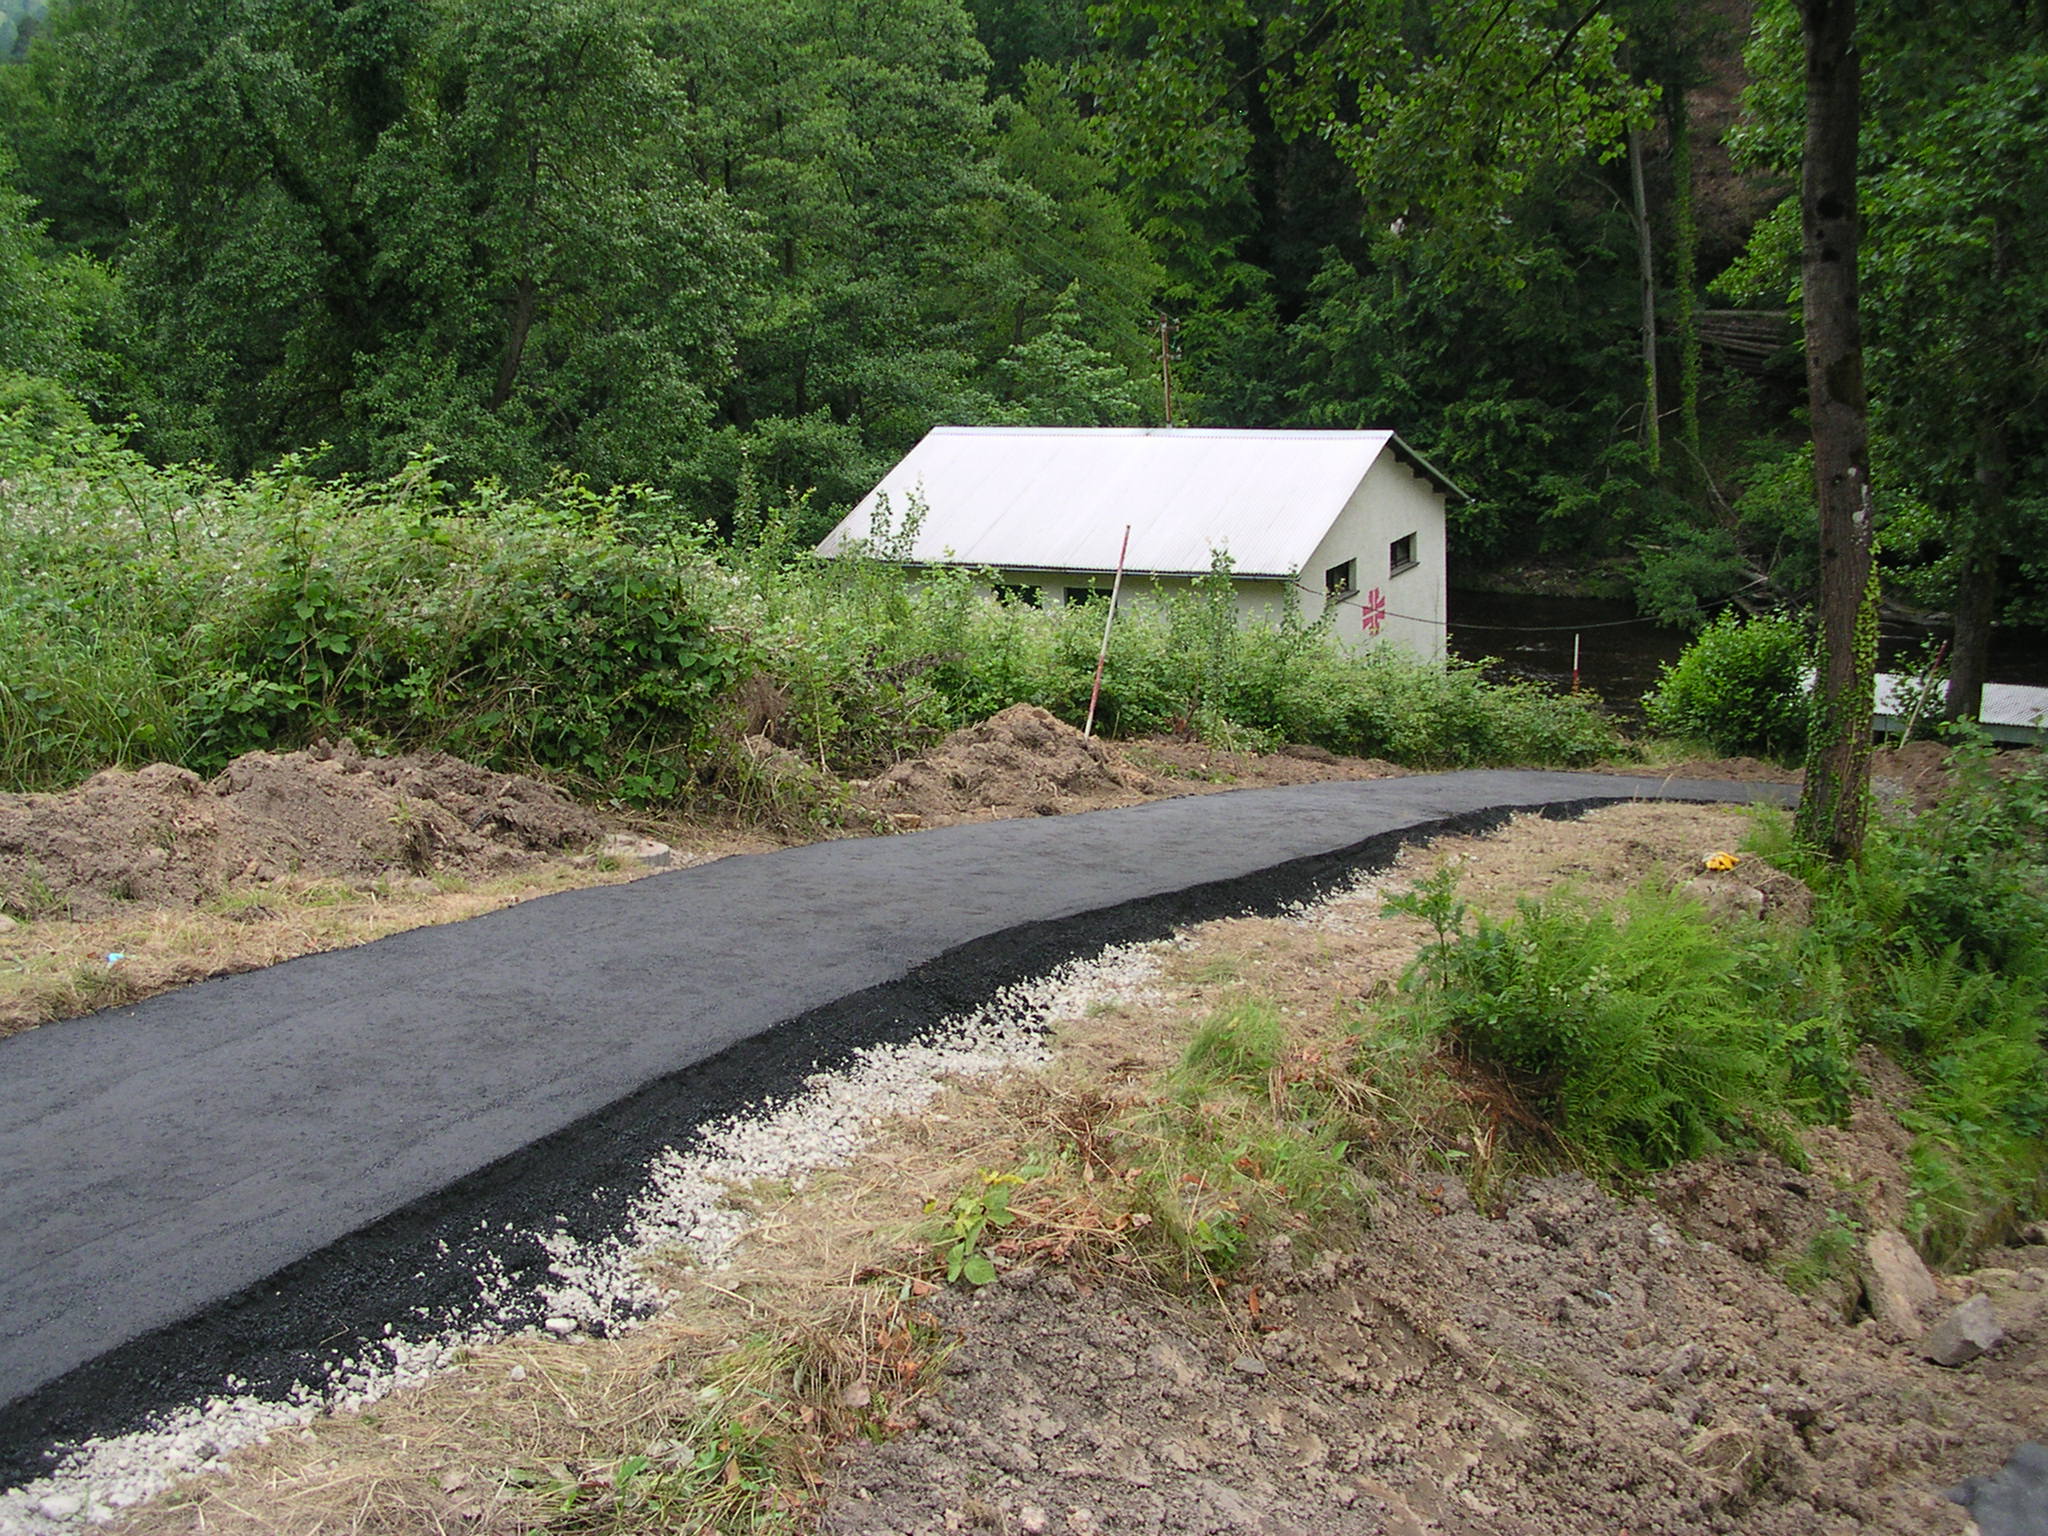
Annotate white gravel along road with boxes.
[0,943,1168,1533]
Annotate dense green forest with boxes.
[0,0,2041,627]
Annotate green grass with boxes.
[1398,880,1841,1171]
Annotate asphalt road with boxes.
[0,770,1792,1473]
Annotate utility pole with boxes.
[1157,315,1178,425]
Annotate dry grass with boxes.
[120,1281,948,1536]
[105,800,1778,1535]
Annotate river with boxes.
[1445,589,2048,722]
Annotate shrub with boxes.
[2,401,1622,799]
[1642,610,1810,761]
[0,411,754,800]
[1398,880,1842,1170]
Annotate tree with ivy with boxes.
[1732,0,2047,827]
[1784,0,1874,862]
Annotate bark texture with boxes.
[1944,422,2009,723]
[1792,0,1874,864]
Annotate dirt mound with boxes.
[858,705,1156,827]
[0,744,604,919]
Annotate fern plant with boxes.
[1403,882,1835,1170]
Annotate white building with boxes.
[815,426,1462,658]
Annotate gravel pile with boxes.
[0,943,1166,1532]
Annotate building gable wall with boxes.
[1300,455,1448,658]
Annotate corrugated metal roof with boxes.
[815,426,1463,578]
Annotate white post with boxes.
[1084,526,1133,739]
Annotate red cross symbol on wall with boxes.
[1360,587,1387,636]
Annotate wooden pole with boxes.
[1084,526,1132,740]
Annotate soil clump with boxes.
[857,705,1406,829]
[0,742,604,921]
[856,706,1155,826]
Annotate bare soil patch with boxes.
[95,802,2046,1536]
[0,742,606,921]
[1653,741,2043,813]
[826,1197,2046,1536]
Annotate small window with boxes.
[1324,559,1357,597]
[1389,533,1418,575]
[1065,585,1110,606]
[992,582,1041,607]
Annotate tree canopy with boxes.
[0,0,2037,651]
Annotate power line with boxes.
[1289,579,1709,632]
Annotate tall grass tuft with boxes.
[1791,746,2048,1261]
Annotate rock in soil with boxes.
[597,833,675,868]
[1865,1228,1940,1338]
[1921,1294,2004,1367]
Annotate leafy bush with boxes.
[737,540,1620,777]
[1642,610,1811,761]
[1,407,754,800]
[1398,881,1844,1170]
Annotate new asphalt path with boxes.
[0,769,1794,1475]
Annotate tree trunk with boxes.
[1791,0,1874,864]
[1668,89,1704,481]
[1628,125,1660,471]
[490,274,538,411]
[1944,420,2009,723]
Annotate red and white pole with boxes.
[1084,525,1132,739]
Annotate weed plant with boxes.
[931,996,1375,1292]
[1125,996,1365,1284]
[2,401,1618,802]
[512,1300,941,1534]
[1787,745,2048,1261]
[1396,880,1846,1171]
[1391,748,2048,1264]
